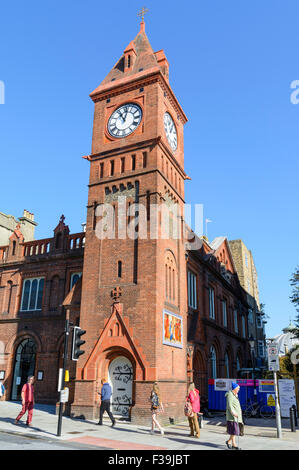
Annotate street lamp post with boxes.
[249,336,257,398]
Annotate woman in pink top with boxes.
[187,382,200,438]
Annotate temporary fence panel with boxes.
[208,379,276,411]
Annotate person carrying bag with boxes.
[185,382,200,438]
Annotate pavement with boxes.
[0,401,298,450]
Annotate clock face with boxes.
[164,112,177,151]
[108,103,142,138]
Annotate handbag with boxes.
[184,399,193,417]
[151,392,160,409]
[239,422,245,436]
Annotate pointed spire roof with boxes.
[90,20,167,97]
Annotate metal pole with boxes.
[294,364,299,413]
[292,404,298,427]
[57,312,70,437]
[290,407,296,432]
[273,371,282,438]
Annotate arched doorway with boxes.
[193,350,207,397]
[108,356,133,418]
[11,339,36,400]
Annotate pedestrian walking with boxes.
[15,376,35,426]
[150,382,164,435]
[186,382,200,438]
[225,382,243,450]
[97,378,115,427]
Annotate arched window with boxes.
[165,251,177,304]
[210,345,217,379]
[70,272,82,290]
[21,278,44,312]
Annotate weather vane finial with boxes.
[137,6,149,22]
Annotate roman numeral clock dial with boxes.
[164,112,177,152]
[108,103,142,138]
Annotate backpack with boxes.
[184,398,193,417]
[151,391,160,409]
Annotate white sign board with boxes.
[58,368,63,392]
[278,379,296,418]
[214,379,235,391]
[267,344,280,371]
[60,387,69,403]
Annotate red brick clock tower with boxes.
[72,18,189,424]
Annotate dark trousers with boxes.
[99,400,115,424]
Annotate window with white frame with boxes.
[70,272,82,290]
[21,278,44,311]
[258,340,265,357]
[209,287,215,319]
[234,309,239,333]
[222,300,227,327]
[187,271,197,309]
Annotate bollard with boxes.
[290,407,296,432]
[197,412,203,428]
[292,405,298,427]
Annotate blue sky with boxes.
[0,1,298,337]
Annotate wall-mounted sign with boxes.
[214,379,233,391]
[37,371,43,381]
[163,309,183,349]
[258,380,275,393]
[60,387,69,403]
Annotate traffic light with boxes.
[72,326,86,361]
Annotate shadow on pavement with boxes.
[166,437,224,449]
[0,417,58,438]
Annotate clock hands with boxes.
[118,110,125,123]
[109,103,142,138]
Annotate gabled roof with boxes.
[209,236,237,274]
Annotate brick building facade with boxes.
[0,20,254,424]
[186,236,252,399]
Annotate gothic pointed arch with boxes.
[79,302,152,382]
